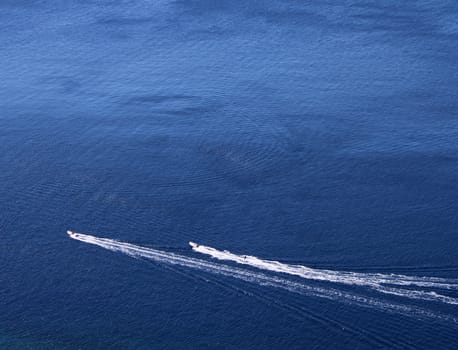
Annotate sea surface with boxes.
[1,1,458,349]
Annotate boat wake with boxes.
[190,242,458,305]
[67,231,458,322]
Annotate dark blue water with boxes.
[1,1,458,349]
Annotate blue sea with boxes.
[1,1,458,349]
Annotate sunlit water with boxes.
[1,1,457,349]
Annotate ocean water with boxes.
[1,0,458,349]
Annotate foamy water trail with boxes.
[190,242,458,305]
[67,231,457,322]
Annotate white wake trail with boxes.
[189,242,458,305]
[67,231,458,322]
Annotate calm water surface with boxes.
[1,1,457,349]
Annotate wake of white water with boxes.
[67,231,457,323]
[190,242,458,305]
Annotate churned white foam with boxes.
[190,242,458,305]
[67,231,458,322]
